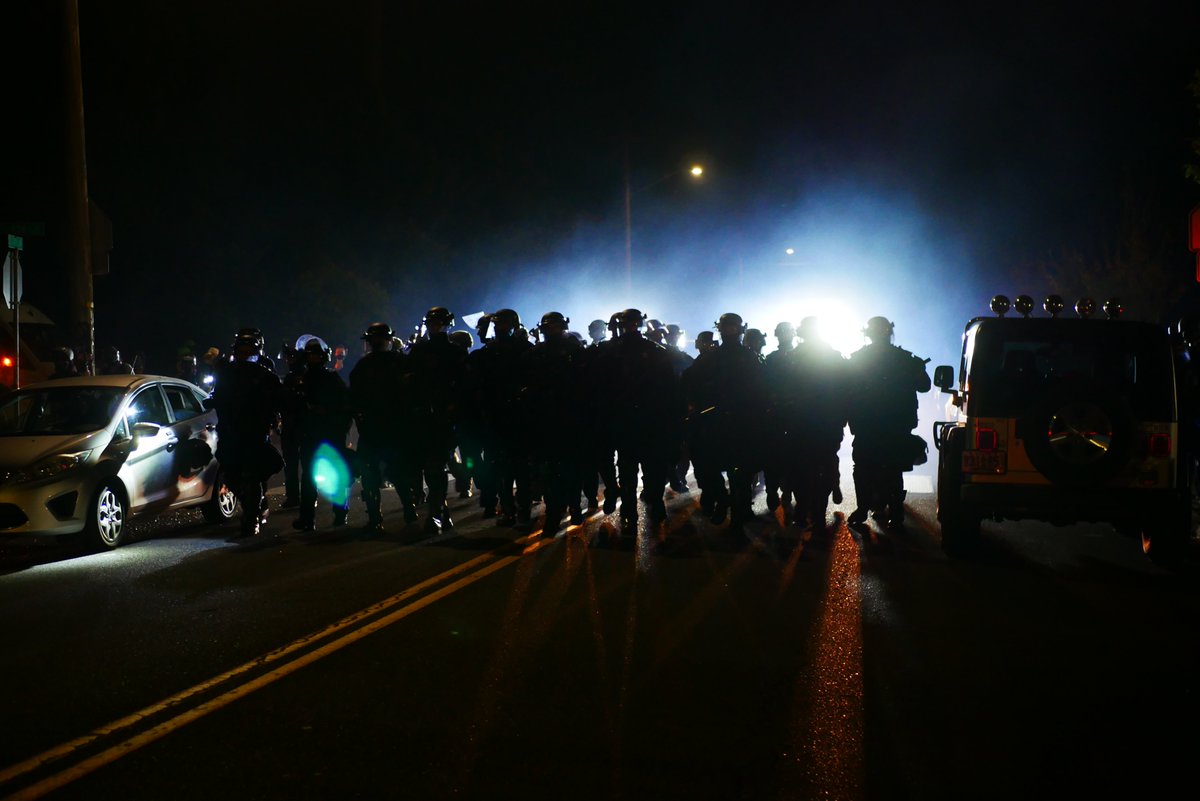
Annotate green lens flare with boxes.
[464,456,475,470]
[312,442,351,506]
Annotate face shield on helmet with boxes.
[232,328,265,362]
[302,336,331,365]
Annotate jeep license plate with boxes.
[962,450,1006,474]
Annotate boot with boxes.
[332,507,349,527]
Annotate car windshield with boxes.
[0,387,126,436]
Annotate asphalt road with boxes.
[0,458,1197,801]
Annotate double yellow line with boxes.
[1,535,545,801]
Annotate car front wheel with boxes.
[85,481,128,551]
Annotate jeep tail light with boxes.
[975,427,998,451]
[1147,433,1170,458]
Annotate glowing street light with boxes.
[690,164,704,177]
[785,247,795,256]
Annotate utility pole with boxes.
[623,143,633,300]
[64,0,94,371]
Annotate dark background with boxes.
[3,0,1199,372]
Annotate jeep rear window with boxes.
[965,321,1175,419]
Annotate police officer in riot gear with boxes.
[846,316,931,529]
[660,323,695,494]
[407,306,467,534]
[465,308,535,528]
[447,330,478,497]
[578,317,621,516]
[278,343,306,509]
[291,337,353,530]
[523,311,587,533]
[682,313,765,529]
[596,308,679,534]
[350,322,417,533]
[762,322,797,513]
[779,316,847,531]
[587,319,608,347]
[744,328,767,363]
[694,330,717,355]
[210,328,285,538]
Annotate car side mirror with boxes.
[933,365,955,391]
[131,421,160,444]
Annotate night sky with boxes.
[5,1,1199,371]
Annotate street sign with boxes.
[2,252,22,307]
[7,235,22,251]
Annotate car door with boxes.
[161,381,218,504]
[118,383,179,512]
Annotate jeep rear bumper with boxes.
[958,484,1185,526]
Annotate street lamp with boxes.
[624,161,706,297]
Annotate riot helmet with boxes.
[715,312,746,344]
[361,322,394,340]
[424,307,455,331]
[587,319,607,342]
[303,336,331,364]
[798,316,821,342]
[233,328,265,361]
[361,322,395,353]
[862,316,894,344]
[607,312,624,339]
[620,308,646,336]
[774,321,796,344]
[539,311,569,339]
[448,330,474,351]
[492,309,520,338]
[744,328,766,353]
[695,330,717,353]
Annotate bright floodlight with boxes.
[690,165,704,177]
[785,248,795,256]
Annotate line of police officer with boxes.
[208,309,930,540]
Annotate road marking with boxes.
[4,555,520,801]
[0,537,534,795]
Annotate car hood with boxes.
[0,430,111,469]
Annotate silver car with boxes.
[0,375,238,549]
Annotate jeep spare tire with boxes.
[1020,380,1134,487]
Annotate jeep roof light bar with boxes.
[989,294,1121,319]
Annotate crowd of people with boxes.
[205,307,932,541]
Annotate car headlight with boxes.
[8,450,94,485]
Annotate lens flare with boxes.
[312,442,352,506]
